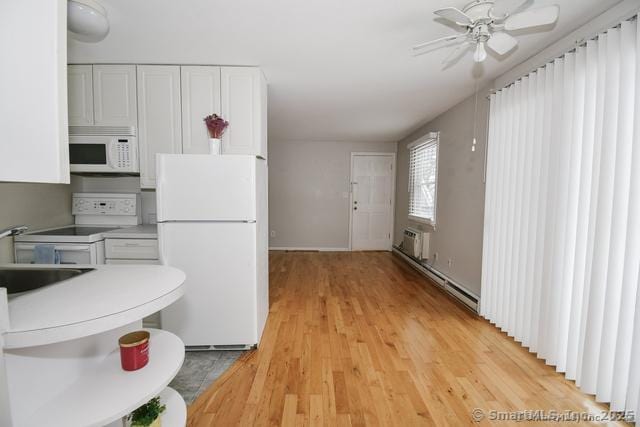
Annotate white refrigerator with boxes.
[156,154,269,348]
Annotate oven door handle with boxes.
[17,244,92,251]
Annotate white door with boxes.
[93,65,137,126]
[181,66,221,154]
[350,153,395,251]
[67,65,94,126]
[158,222,258,346]
[220,67,267,158]
[137,66,183,188]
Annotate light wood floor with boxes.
[187,252,625,426]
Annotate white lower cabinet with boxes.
[105,236,161,329]
[137,66,183,189]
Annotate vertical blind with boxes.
[408,135,439,223]
[482,18,640,416]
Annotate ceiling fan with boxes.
[413,0,560,64]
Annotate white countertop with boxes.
[2,264,184,348]
[104,224,158,239]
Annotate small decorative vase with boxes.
[208,138,221,155]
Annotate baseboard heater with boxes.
[392,245,480,313]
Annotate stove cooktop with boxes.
[15,225,119,244]
[30,226,117,237]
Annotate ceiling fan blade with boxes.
[504,5,559,31]
[413,32,469,52]
[491,0,529,17]
[442,41,473,67]
[487,32,518,55]
[434,7,473,26]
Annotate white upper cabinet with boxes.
[137,66,182,189]
[221,67,267,158]
[0,0,69,183]
[67,65,137,127]
[181,66,221,154]
[68,65,94,126]
[93,65,137,127]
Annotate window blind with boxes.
[482,18,640,418]
[408,136,438,223]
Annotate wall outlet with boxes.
[433,252,438,260]
[270,230,276,238]
[447,258,453,267]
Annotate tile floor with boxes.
[169,350,244,404]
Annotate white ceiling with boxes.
[68,0,621,143]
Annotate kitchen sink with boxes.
[0,267,95,295]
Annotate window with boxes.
[408,132,439,224]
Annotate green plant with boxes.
[127,396,166,426]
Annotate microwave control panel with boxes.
[115,139,133,169]
[72,194,138,216]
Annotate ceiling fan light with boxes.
[68,0,109,42]
[473,41,487,63]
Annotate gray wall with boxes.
[394,87,490,295]
[269,140,397,250]
[0,183,72,263]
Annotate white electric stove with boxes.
[14,193,141,265]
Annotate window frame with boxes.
[407,131,439,226]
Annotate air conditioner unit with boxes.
[403,228,430,260]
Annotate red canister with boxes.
[119,330,150,371]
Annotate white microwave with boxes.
[69,135,139,173]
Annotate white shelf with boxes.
[22,329,185,427]
[5,264,185,349]
[159,387,187,427]
[105,387,186,427]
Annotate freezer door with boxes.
[158,222,258,346]
[156,154,257,222]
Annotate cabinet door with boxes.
[0,0,69,183]
[137,66,182,189]
[181,66,221,154]
[67,65,94,126]
[93,65,137,127]
[220,67,267,158]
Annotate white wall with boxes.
[0,183,73,263]
[394,88,490,296]
[269,140,397,250]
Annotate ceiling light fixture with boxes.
[67,0,109,43]
[413,0,560,66]
[473,41,487,63]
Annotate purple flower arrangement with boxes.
[203,114,229,139]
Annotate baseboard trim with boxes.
[269,247,350,252]
[392,246,480,313]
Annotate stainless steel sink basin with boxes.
[0,267,94,295]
